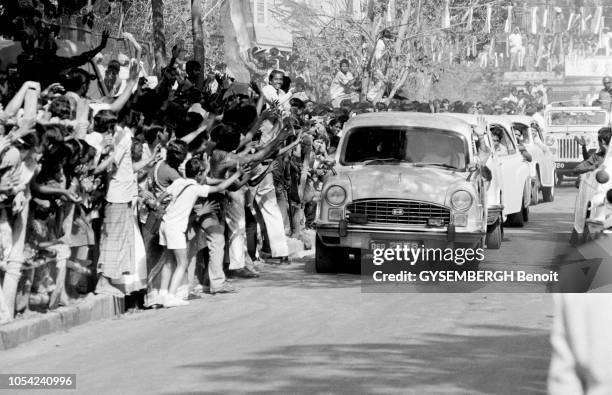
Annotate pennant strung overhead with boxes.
[386,0,396,23]
[580,7,586,33]
[542,7,548,29]
[442,0,450,29]
[504,5,512,33]
[531,7,538,34]
[485,4,492,33]
[598,16,605,48]
[592,6,602,34]
[466,6,473,31]
[566,12,575,31]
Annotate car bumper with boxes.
[315,222,485,249]
[556,162,579,176]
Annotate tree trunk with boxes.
[151,0,167,76]
[386,0,411,81]
[191,0,205,66]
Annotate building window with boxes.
[254,0,267,25]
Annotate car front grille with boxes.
[556,137,581,160]
[346,199,450,226]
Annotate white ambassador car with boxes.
[572,147,612,244]
[441,114,532,245]
[314,112,489,272]
[505,115,556,204]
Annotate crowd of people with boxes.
[1,5,611,322]
[484,27,609,74]
[0,13,359,320]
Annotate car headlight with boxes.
[545,135,555,146]
[325,185,347,206]
[451,190,473,212]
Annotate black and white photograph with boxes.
[0,0,612,393]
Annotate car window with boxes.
[489,124,516,156]
[341,126,468,169]
[511,122,530,144]
[548,110,608,126]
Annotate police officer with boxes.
[599,76,612,110]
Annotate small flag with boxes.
[567,13,575,31]
[542,7,548,28]
[504,5,512,33]
[386,0,396,23]
[592,6,602,34]
[353,0,361,19]
[485,4,492,33]
[580,7,586,33]
[531,7,538,34]
[466,6,473,31]
[442,0,450,29]
[598,16,605,47]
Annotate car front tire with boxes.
[315,235,347,273]
[530,176,540,205]
[485,219,502,249]
[506,198,526,227]
[542,185,554,202]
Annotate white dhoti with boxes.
[251,173,289,257]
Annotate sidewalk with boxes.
[1,231,316,350]
[0,294,123,350]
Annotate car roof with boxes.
[438,113,515,130]
[344,112,474,138]
[502,115,534,125]
[545,106,608,112]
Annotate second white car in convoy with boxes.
[504,115,556,204]
[441,114,533,241]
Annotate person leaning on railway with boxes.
[570,127,612,175]
[598,76,612,111]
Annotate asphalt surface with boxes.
[0,186,581,395]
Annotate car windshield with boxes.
[341,126,468,170]
[548,110,607,126]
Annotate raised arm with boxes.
[107,60,140,113]
[59,31,110,70]
[208,170,243,194]
[4,81,40,117]
[122,32,142,61]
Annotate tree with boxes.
[152,0,167,75]
[191,0,206,67]
[272,0,508,103]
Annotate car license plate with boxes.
[369,240,422,251]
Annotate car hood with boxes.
[340,165,471,206]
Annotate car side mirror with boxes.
[596,169,610,184]
[481,166,493,182]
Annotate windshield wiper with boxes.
[412,162,459,170]
[361,158,402,166]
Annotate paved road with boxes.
[0,187,580,394]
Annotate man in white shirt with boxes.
[259,69,293,116]
[95,111,144,297]
[159,158,242,306]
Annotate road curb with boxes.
[0,294,123,350]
